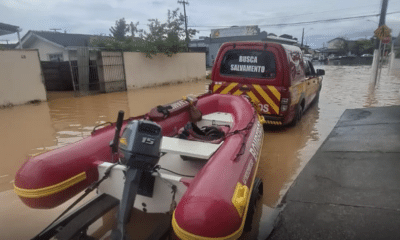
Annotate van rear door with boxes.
[211,44,285,117]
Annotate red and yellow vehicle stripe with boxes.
[213,83,281,115]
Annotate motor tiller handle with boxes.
[112,110,125,154]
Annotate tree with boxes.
[350,39,374,56]
[346,38,375,56]
[141,8,197,57]
[129,21,143,38]
[95,9,197,57]
[109,18,129,41]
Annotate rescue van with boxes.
[209,41,325,126]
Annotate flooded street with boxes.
[1,66,400,239]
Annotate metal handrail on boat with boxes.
[91,122,113,134]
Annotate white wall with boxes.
[123,52,206,89]
[328,39,343,49]
[30,39,68,61]
[390,57,400,74]
[0,50,47,106]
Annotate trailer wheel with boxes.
[244,177,263,232]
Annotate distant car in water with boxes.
[361,54,373,57]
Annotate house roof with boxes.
[0,22,19,36]
[21,30,98,48]
[0,43,18,49]
[279,34,293,39]
[327,37,346,43]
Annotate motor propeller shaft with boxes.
[111,168,142,240]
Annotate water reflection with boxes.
[0,103,55,192]
[259,101,320,206]
[1,66,400,238]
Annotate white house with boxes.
[17,31,101,61]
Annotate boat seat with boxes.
[197,112,234,128]
[160,136,223,160]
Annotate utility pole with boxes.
[371,0,389,86]
[301,28,304,48]
[376,0,389,48]
[17,28,22,49]
[178,0,189,50]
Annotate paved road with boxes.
[268,105,400,240]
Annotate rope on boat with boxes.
[169,185,177,214]
[223,113,257,160]
[35,163,119,237]
[151,169,179,214]
[153,165,195,178]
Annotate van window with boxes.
[220,50,276,79]
[304,60,316,77]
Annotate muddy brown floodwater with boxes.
[1,66,399,239]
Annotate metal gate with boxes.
[97,51,126,93]
[69,47,100,92]
[41,61,74,91]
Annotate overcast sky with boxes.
[1,0,400,48]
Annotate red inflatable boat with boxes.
[14,93,264,239]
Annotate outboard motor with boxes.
[111,119,162,240]
[119,120,162,169]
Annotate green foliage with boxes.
[91,37,143,52]
[129,21,143,38]
[395,49,400,59]
[143,9,191,57]
[109,18,130,41]
[95,8,197,58]
[351,38,374,56]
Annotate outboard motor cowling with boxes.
[119,120,162,169]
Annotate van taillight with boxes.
[280,89,290,115]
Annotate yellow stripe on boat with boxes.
[14,172,87,198]
[172,129,264,240]
[172,175,255,240]
[29,149,51,157]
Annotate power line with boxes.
[260,11,399,27]
[188,10,400,29]
[243,3,381,23]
